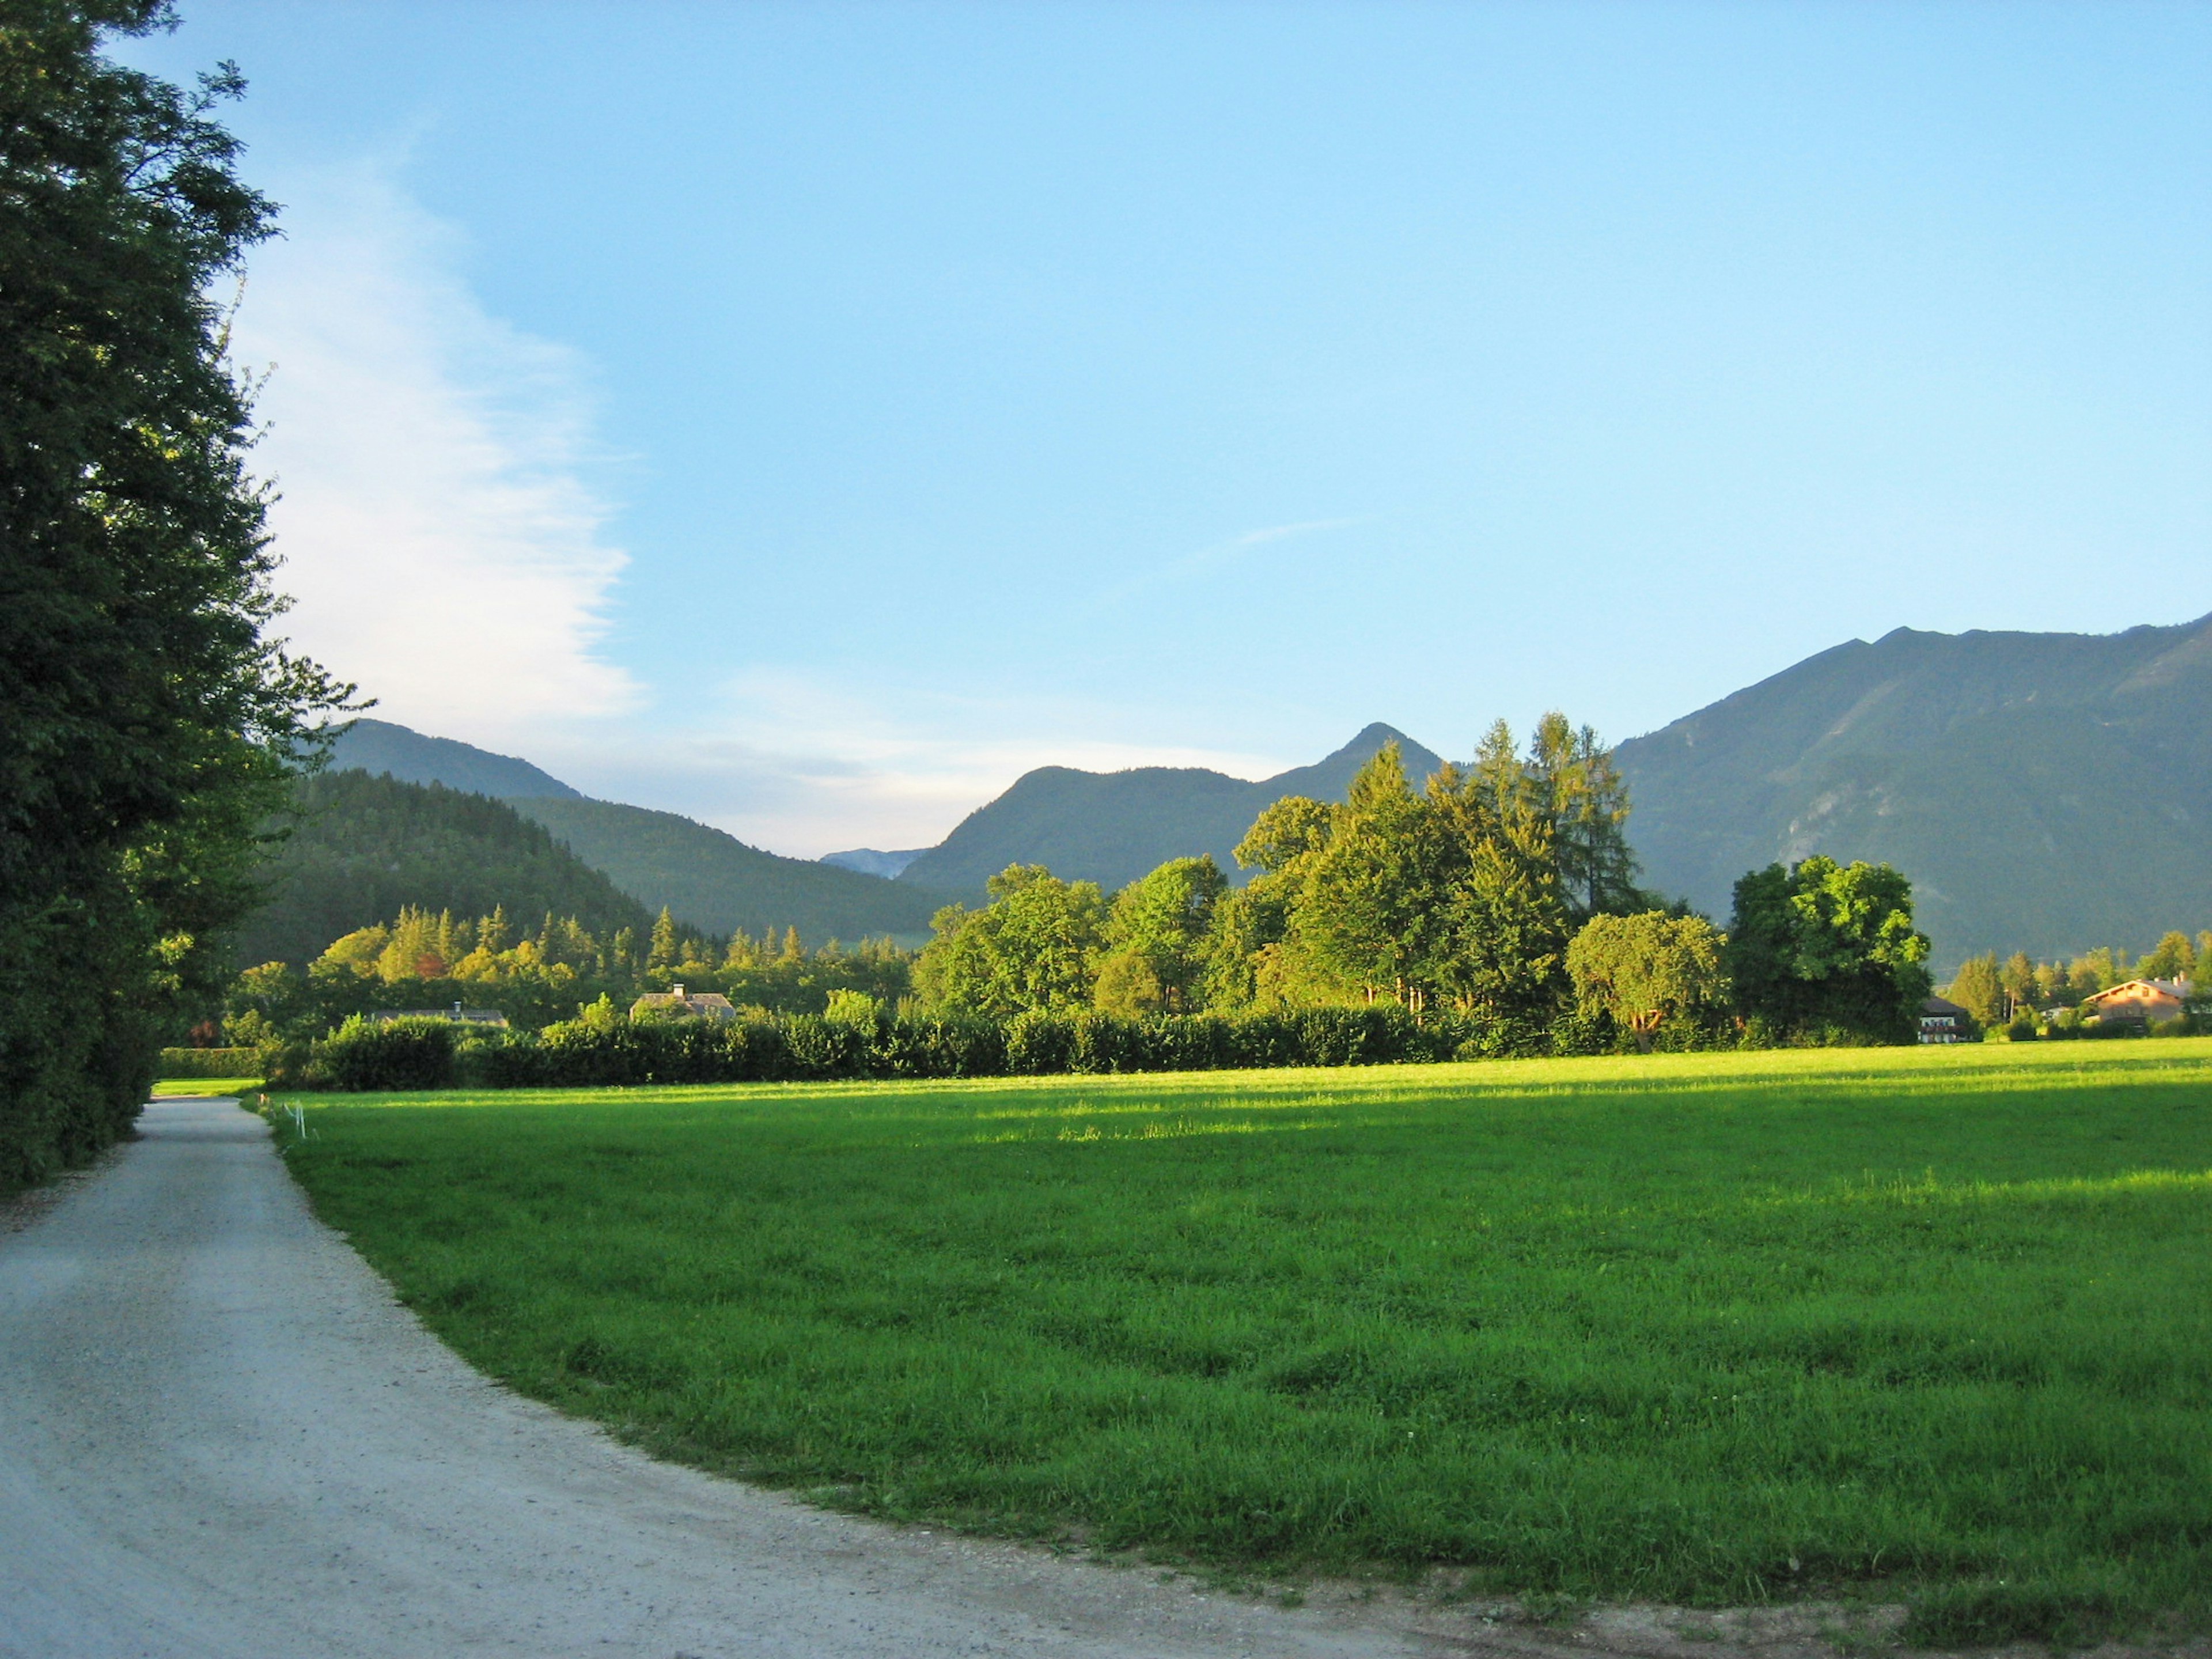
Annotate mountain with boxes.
[896,723,1445,900]
[820,848,929,878]
[1616,613,2212,969]
[513,798,947,943]
[327,718,582,799]
[234,772,652,968]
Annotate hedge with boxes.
[265,1003,1628,1093]
[155,1047,267,1078]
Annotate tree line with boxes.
[916,723,1934,1049]
[220,717,1947,1078]
[1,7,346,1188]
[1941,928,2207,1032]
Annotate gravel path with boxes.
[0,1097,1466,1659]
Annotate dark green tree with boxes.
[1725,857,1932,1043]
[1527,711,1640,922]
[1,3,348,1187]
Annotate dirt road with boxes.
[0,1096,1469,1658]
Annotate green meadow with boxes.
[273,1041,2212,1645]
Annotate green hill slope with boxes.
[1616,613,2212,968]
[513,798,948,944]
[234,772,653,968]
[897,723,1445,900]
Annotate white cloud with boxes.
[523,666,1298,858]
[233,163,641,740]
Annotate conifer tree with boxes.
[647,906,680,970]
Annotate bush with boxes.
[309,1017,459,1093]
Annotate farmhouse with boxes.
[630,983,739,1021]
[368,1005,509,1028]
[2080,978,2192,1025]
[1918,995,1975,1043]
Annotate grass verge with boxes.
[271,1040,2212,1643]
[152,1077,262,1097]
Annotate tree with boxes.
[1566,911,1727,1050]
[1291,746,1456,1006]
[1527,711,1639,923]
[1095,855,1228,1015]
[1425,754,1571,1021]
[647,906,680,970]
[1944,953,2003,1027]
[914,865,1107,1018]
[1725,857,1932,1043]
[1,3,350,1185]
[1999,951,2036,1006]
[2138,931,2196,983]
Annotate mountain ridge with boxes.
[1616,612,2212,967]
[893,722,1445,899]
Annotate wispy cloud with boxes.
[1100,515,1367,606]
[233,162,641,741]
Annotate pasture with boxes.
[271,1040,2212,1645]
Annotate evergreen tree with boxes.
[1528,711,1639,922]
[647,906,680,970]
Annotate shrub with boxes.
[311,1017,459,1093]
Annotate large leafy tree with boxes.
[1566,911,1728,1050]
[1725,857,1931,1043]
[1094,854,1228,1015]
[1,1,346,1185]
[914,865,1108,1019]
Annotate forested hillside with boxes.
[513,798,947,942]
[898,723,1445,899]
[1618,613,2212,968]
[234,773,652,968]
[328,717,582,799]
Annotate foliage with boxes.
[1565,911,1728,1050]
[1725,857,1932,1043]
[154,1046,262,1078]
[914,865,1107,1018]
[1093,855,1227,1015]
[511,794,945,943]
[0,3,347,1190]
[276,1040,2212,1638]
[229,906,914,1042]
[233,770,653,969]
[1218,730,1588,1020]
[1943,953,2004,1027]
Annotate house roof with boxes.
[630,989,738,1014]
[2082,978,2192,1006]
[1921,995,1972,1018]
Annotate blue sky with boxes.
[125,2,2211,854]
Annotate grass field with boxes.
[151,1077,261,1097]
[272,1041,2212,1645]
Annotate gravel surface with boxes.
[0,1096,1468,1659]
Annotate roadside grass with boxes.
[152,1077,261,1098]
[272,1040,2212,1644]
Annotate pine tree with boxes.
[647,906,680,971]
